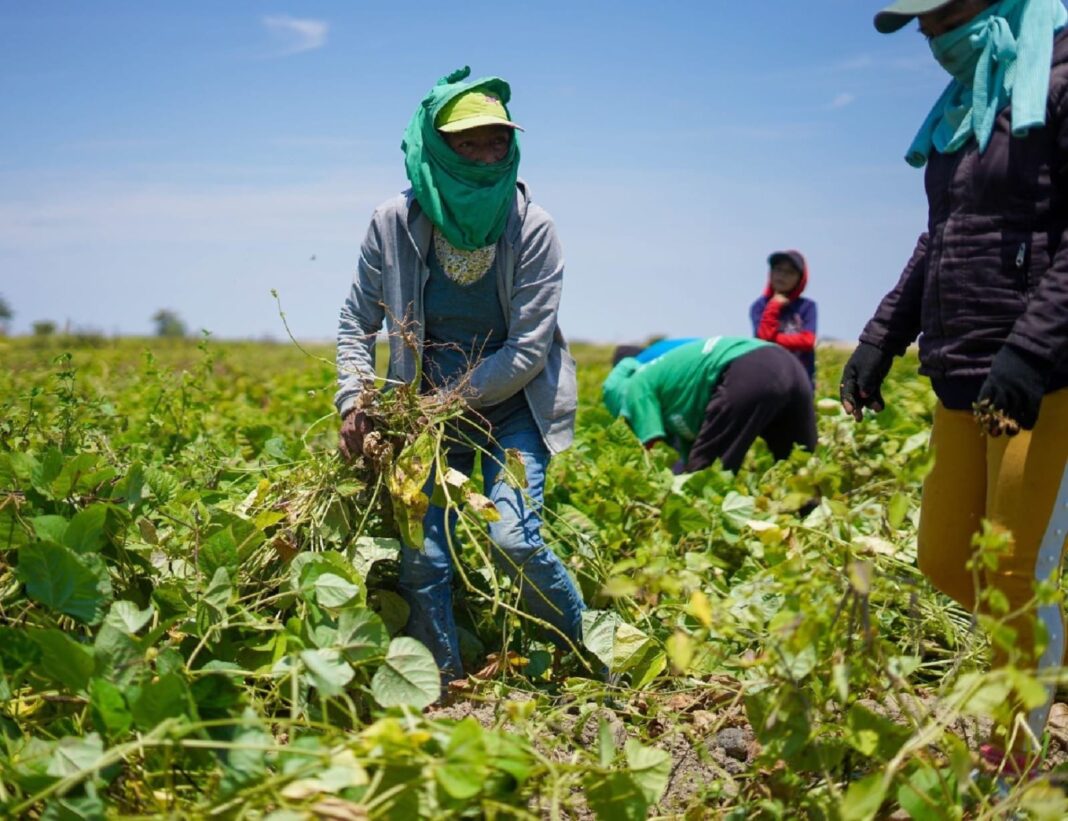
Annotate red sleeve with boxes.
[757,301,817,352]
[756,300,783,340]
[773,329,816,352]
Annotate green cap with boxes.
[435,88,524,133]
[874,0,955,33]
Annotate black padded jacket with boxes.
[860,29,1068,407]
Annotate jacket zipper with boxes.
[1015,242,1027,269]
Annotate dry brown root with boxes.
[973,399,1021,438]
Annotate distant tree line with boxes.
[0,297,189,339]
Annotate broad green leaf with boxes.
[63,504,109,553]
[348,536,401,580]
[199,526,239,578]
[1007,667,1051,711]
[31,515,69,544]
[585,771,647,821]
[839,772,887,821]
[47,733,104,778]
[720,492,756,530]
[191,671,244,717]
[208,509,266,560]
[196,567,232,642]
[949,671,1012,716]
[896,766,956,821]
[483,730,534,784]
[0,507,32,548]
[661,493,710,535]
[844,704,910,761]
[624,739,671,806]
[281,748,369,799]
[300,649,354,698]
[370,590,411,636]
[202,566,232,613]
[313,573,360,609]
[219,709,272,797]
[436,717,488,799]
[0,623,42,696]
[1018,782,1068,821]
[41,792,105,820]
[290,551,359,597]
[582,610,654,673]
[17,541,113,625]
[29,629,95,692]
[51,452,100,498]
[336,609,390,663]
[628,644,667,689]
[93,619,142,688]
[370,637,440,709]
[89,678,132,739]
[31,448,63,497]
[104,601,154,634]
[112,461,146,511]
[129,672,197,730]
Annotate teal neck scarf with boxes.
[906,0,1067,168]
[401,67,521,250]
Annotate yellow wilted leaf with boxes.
[666,631,694,674]
[466,491,501,523]
[747,519,785,546]
[502,448,528,489]
[847,560,873,596]
[687,590,713,628]
[601,576,639,599]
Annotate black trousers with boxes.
[686,345,817,473]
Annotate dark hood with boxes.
[764,250,809,300]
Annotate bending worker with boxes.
[604,336,817,473]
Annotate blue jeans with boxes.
[397,427,586,680]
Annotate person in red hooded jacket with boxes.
[749,250,818,386]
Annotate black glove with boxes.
[974,345,1049,436]
[840,342,894,421]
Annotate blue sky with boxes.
[1,1,951,342]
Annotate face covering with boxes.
[401,67,521,250]
[905,0,1068,167]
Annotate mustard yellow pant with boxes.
[918,390,1068,740]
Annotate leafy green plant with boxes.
[1,338,1065,818]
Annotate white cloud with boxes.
[262,15,328,56]
[826,93,856,110]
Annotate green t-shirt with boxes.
[616,337,770,460]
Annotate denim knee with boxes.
[398,512,453,590]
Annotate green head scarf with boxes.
[402,67,521,250]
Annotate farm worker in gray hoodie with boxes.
[841,0,1068,773]
[335,68,585,686]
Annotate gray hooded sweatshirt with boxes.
[335,180,578,453]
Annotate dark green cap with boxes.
[874,0,955,33]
